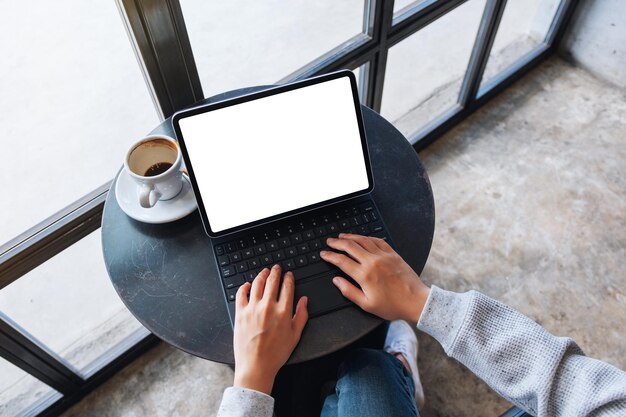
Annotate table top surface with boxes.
[102,86,435,365]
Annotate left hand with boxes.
[233,264,309,395]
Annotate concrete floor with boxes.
[58,57,626,416]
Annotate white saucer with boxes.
[115,168,197,224]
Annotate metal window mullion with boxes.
[116,0,203,119]
[0,314,83,395]
[545,0,579,49]
[458,0,508,107]
[365,0,394,112]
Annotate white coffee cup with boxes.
[124,135,184,208]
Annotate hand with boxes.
[233,264,309,395]
[320,233,430,322]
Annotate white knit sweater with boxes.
[217,286,626,416]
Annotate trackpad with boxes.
[294,274,351,317]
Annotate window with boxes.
[0,0,158,246]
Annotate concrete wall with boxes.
[561,0,626,88]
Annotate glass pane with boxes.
[382,0,487,140]
[0,230,148,375]
[0,359,60,416]
[394,0,430,18]
[480,0,562,88]
[181,0,365,98]
[0,1,158,246]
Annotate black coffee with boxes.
[144,162,173,177]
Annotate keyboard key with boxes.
[237,239,249,249]
[286,224,295,234]
[358,225,370,235]
[242,248,255,258]
[315,226,327,236]
[360,202,374,212]
[224,274,244,289]
[322,216,330,224]
[245,271,256,282]
[339,220,350,229]
[370,223,383,233]
[362,213,372,223]
[254,244,266,255]
[261,254,274,266]
[350,216,361,227]
[285,246,297,257]
[308,252,320,263]
[248,258,261,269]
[311,218,319,227]
[235,262,248,273]
[225,242,237,253]
[328,223,338,234]
[278,237,291,247]
[303,230,315,240]
[273,250,285,261]
[370,210,378,221]
[292,260,335,281]
[296,221,306,231]
[217,255,230,267]
[298,243,310,254]
[292,233,303,244]
[221,265,236,277]
[310,240,321,250]
[215,245,225,256]
[284,259,295,270]
[230,252,242,262]
[267,240,278,251]
[295,256,308,267]
[226,287,238,302]
[262,232,272,242]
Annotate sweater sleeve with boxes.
[417,285,626,417]
[216,387,274,417]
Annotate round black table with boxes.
[102,86,435,365]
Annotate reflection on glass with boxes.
[180,0,365,98]
[0,230,148,376]
[382,0,486,140]
[0,0,158,246]
[0,359,60,416]
[480,0,562,88]
[394,0,430,18]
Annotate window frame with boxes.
[0,0,580,415]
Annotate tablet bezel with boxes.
[171,70,374,238]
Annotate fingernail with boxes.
[332,277,340,285]
[320,250,328,257]
[273,263,280,269]
[338,233,345,237]
[326,237,334,243]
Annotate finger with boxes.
[280,271,295,310]
[236,282,251,310]
[292,296,309,338]
[320,250,360,278]
[371,236,393,252]
[326,237,369,263]
[338,233,378,253]
[250,267,270,301]
[332,276,368,308]
[263,264,282,302]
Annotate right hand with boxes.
[320,233,430,322]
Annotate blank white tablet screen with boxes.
[178,76,370,233]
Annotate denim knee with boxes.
[338,348,408,389]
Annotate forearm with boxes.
[216,387,274,417]
[417,286,626,416]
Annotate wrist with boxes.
[233,368,276,395]
[408,282,430,323]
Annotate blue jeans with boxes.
[320,348,420,417]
